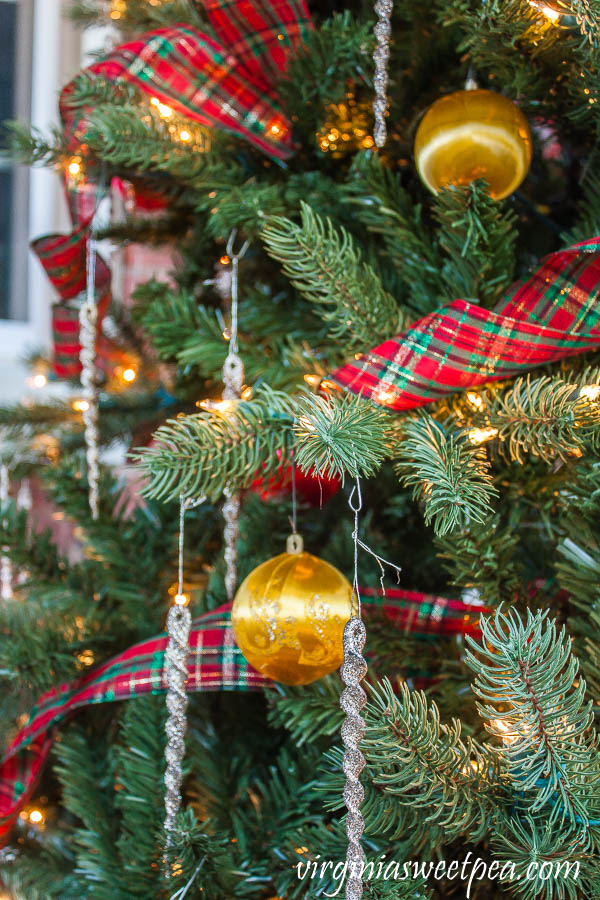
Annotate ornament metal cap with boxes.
[286,533,304,554]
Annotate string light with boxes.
[197,398,238,415]
[72,398,90,413]
[122,367,137,383]
[110,0,127,19]
[150,97,173,119]
[174,592,189,607]
[303,373,323,388]
[77,650,95,666]
[528,0,571,22]
[492,718,519,746]
[28,809,44,825]
[31,372,47,389]
[373,387,396,406]
[468,426,498,445]
[580,384,600,402]
[68,157,82,177]
[466,391,484,410]
[178,129,192,142]
[316,99,375,157]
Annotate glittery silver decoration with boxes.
[223,489,240,602]
[340,616,367,899]
[0,464,12,601]
[164,601,192,842]
[79,298,100,520]
[373,0,393,148]
[220,231,248,602]
[164,495,204,859]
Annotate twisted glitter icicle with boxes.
[373,0,393,148]
[222,352,242,602]
[223,489,240,602]
[164,601,192,843]
[79,299,100,519]
[340,616,368,900]
[220,232,247,602]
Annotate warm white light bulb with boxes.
[32,373,47,389]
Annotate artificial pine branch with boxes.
[394,415,497,536]
[433,182,518,307]
[267,676,344,747]
[361,680,504,842]
[293,391,390,480]
[80,102,238,192]
[436,515,524,606]
[5,121,70,168]
[69,0,204,31]
[132,386,296,501]
[278,12,373,133]
[0,842,80,900]
[481,373,600,464]
[134,279,332,389]
[133,388,389,501]
[114,696,166,897]
[490,814,599,900]
[343,152,444,314]
[466,607,600,825]
[262,202,406,347]
[53,725,122,896]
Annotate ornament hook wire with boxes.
[348,477,402,618]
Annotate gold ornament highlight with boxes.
[414,89,532,200]
[231,534,353,685]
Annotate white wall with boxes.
[0,0,84,401]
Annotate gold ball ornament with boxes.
[414,89,533,200]
[231,534,354,685]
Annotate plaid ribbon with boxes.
[0,591,486,844]
[60,0,312,162]
[31,223,112,378]
[33,0,312,376]
[332,238,600,410]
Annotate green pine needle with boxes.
[394,415,497,536]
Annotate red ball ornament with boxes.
[250,453,341,506]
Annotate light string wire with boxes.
[80,168,108,520]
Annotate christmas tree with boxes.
[2,0,600,897]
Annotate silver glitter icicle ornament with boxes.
[219,231,248,602]
[79,298,100,520]
[164,495,203,857]
[373,0,393,148]
[79,181,108,521]
[163,598,192,839]
[340,616,367,899]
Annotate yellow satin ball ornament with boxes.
[231,534,354,685]
[414,89,532,200]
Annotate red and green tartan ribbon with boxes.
[31,224,112,378]
[33,0,312,377]
[0,590,486,844]
[332,238,600,410]
[60,0,312,162]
